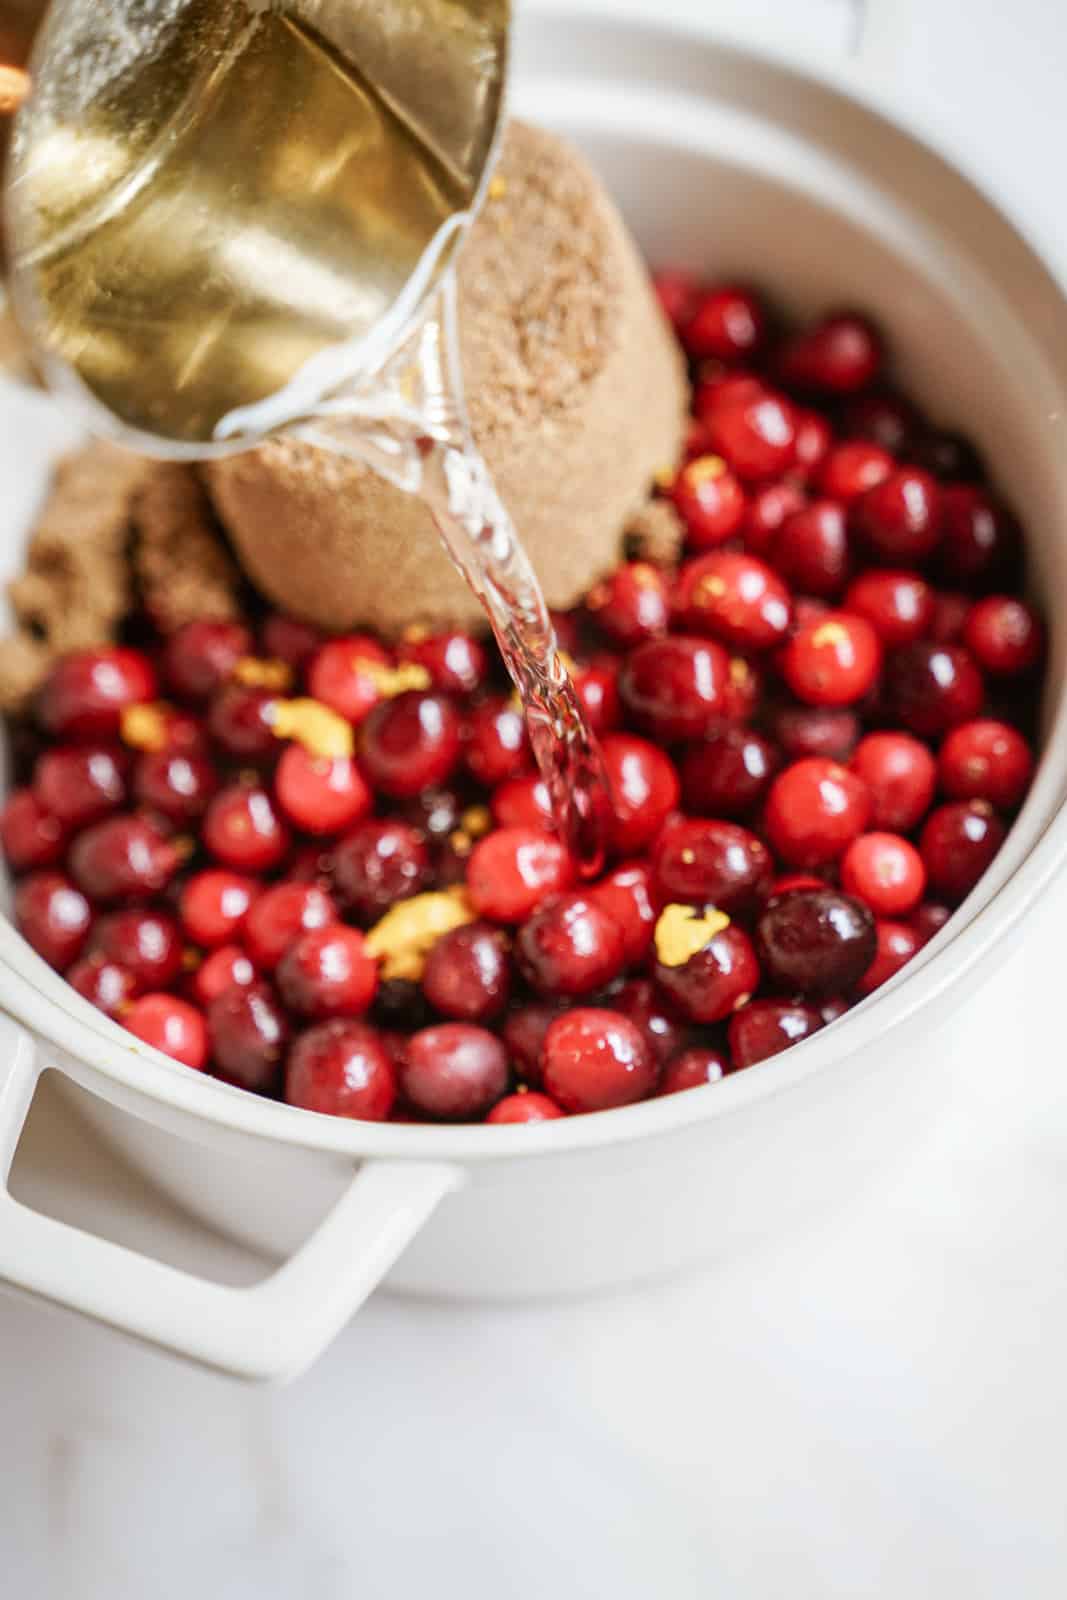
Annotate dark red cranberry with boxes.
[884,643,984,737]
[34,745,127,828]
[843,569,934,645]
[851,468,942,565]
[768,499,850,599]
[672,456,747,547]
[208,981,289,1091]
[619,636,730,741]
[681,726,779,819]
[910,429,985,484]
[464,696,530,787]
[516,892,626,997]
[935,487,1022,591]
[589,861,657,965]
[781,612,881,707]
[653,921,759,1023]
[286,1018,397,1120]
[658,1048,728,1094]
[542,1008,657,1113]
[207,686,279,760]
[502,1001,564,1085]
[15,872,92,968]
[778,312,883,394]
[273,747,371,837]
[333,818,430,923]
[38,648,158,740]
[755,888,876,996]
[573,657,622,735]
[285,844,336,886]
[587,561,670,646]
[360,691,461,799]
[911,902,952,946]
[963,596,1044,677]
[399,629,489,694]
[189,945,257,1008]
[770,706,859,763]
[163,622,251,702]
[728,999,824,1068]
[179,869,259,947]
[422,922,511,1022]
[707,391,797,481]
[652,818,772,916]
[840,832,926,916]
[260,612,324,670]
[123,993,208,1070]
[673,552,791,650]
[486,1091,564,1124]
[792,409,834,481]
[70,816,181,902]
[599,733,680,853]
[0,788,66,869]
[742,482,807,553]
[722,655,762,723]
[400,1023,509,1120]
[842,390,919,455]
[134,749,217,823]
[652,267,701,333]
[849,732,937,832]
[68,953,138,1017]
[398,786,464,843]
[856,920,921,995]
[765,758,871,868]
[929,590,972,644]
[609,976,688,1065]
[93,908,183,989]
[919,801,1006,901]
[683,284,767,364]
[202,784,290,872]
[277,925,378,1019]
[818,441,893,504]
[466,827,573,923]
[306,635,390,724]
[938,720,1034,811]
[491,775,553,832]
[242,881,336,970]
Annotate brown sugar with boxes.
[132,464,243,633]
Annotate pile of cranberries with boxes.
[0,281,1045,1126]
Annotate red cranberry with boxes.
[38,648,158,740]
[818,441,893,503]
[466,827,573,923]
[652,818,772,915]
[771,706,859,763]
[260,612,324,670]
[779,312,883,394]
[935,487,1022,591]
[843,569,934,646]
[929,590,972,644]
[781,612,881,707]
[768,500,850,599]
[673,552,791,650]
[400,1023,509,1120]
[399,629,489,694]
[15,872,92,968]
[619,636,730,741]
[722,655,762,723]
[68,953,138,1017]
[307,635,390,724]
[909,429,985,484]
[653,921,759,1023]
[422,922,511,1021]
[609,976,688,1065]
[707,391,797,481]
[684,417,715,459]
[851,468,942,566]
[599,733,680,854]
[179,869,259,947]
[516,892,626,997]
[911,902,952,946]
[189,945,257,1008]
[842,390,919,455]
[849,732,937,832]
[286,1018,397,1121]
[963,596,1044,677]
[333,818,430,923]
[884,643,984,737]
[118,703,207,757]
[93,908,183,989]
[123,993,208,1070]
[0,788,66,869]
[792,409,834,481]
[163,622,251,702]
[683,284,767,364]
[938,720,1034,811]
[70,816,181,902]
[652,267,701,333]
[202,784,290,872]
[464,696,530,787]
[501,1001,564,1085]
[398,786,464,843]
[672,456,747,547]
[573,656,622,735]
[589,860,657,965]
[919,801,1006,901]
[273,747,371,837]
[856,920,921,995]
[658,1048,728,1094]
[765,758,871,867]
[587,561,670,646]
[134,750,217,823]
[491,775,553,832]
[286,844,336,886]
[840,832,926,916]
[681,726,779,819]
[542,1008,657,1113]
[360,691,461,798]
[695,371,768,421]
[771,873,827,896]
[208,981,289,1091]
[277,925,378,1018]
[35,745,127,828]
[755,888,876,996]
[486,1091,564,1124]
[742,482,807,553]
[243,881,336,970]
[728,999,823,1068]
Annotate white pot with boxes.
[2,7,1066,1382]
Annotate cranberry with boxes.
[491,775,553,832]
[842,390,919,455]
[652,817,772,915]
[792,409,834,481]
[307,635,390,724]
[189,945,257,1008]
[840,832,926,916]
[516,892,626,997]
[398,786,464,843]
[464,697,530,787]
[653,921,759,1023]
[422,922,511,1021]
[360,691,461,799]
[573,657,622,735]
[609,976,688,1065]
[684,417,715,459]
[587,561,670,646]
[399,630,489,694]
[658,1048,728,1094]
[400,1023,508,1120]
[755,888,876,996]
[771,873,827,896]
[727,999,823,1068]
[910,429,985,484]
[742,482,807,553]
[929,591,972,644]
[652,267,701,333]
[619,636,730,741]
[911,902,952,946]
[707,390,797,481]
[202,784,290,872]
[884,643,984,737]
[68,953,138,1017]
[818,441,893,504]
[673,552,791,650]
[599,733,680,853]
[34,745,127,828]
[260,612,324,670]
[768,500,850,599]
[779,312,883,394]
[770,706,859,763]
[179,869,258,947]
[123,993,208,1070]
[856,920,921,995]
[38,648,158,740]
[70,816,181,902]
[542,1008,657,1113]
[589,860,657,965]
[919,801,1006,901]
[722,656,762,723]
[15,872,92,968]
[273,747,371,837]
[206,686,278,760]
[93,908,183,989]
[0,788,66,869]
[277,925,378,1019]
[780,612,881,707]
[286,1018,397,1121]
[672,456,747,547]
[683,284,767,364]
[243,881,336,970]
[502,1001,564,1085]
[163,622,251,702]
[286,844,336,886]
[134,750,217,823]
[849,732,937,832]
[851,468,942,566]
[118,703,207,757]
[963,596,1044,677]
[765,758,871,868]
[938,720,1034,811]
[464,827,571,923]
[695,372,768,421]
[935,487,1022,591]
[681,726,779,819]
[486,1091,564,1124]
[333,818,430,923]
[208,981,289,1091]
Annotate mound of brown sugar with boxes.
[203,119,688,635]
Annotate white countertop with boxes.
[3,4,1067,1597]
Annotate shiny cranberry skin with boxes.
[768,500,849,599]
[674,551,791,650]
[516,892,626,997]
[849,732,937,832]
[935,487,1022,591]
[189,945,257,1008]
[781,612,881,707]
[207,686,278,760]
[163,622,251,702]
[851,468,942,566]
[938,720,1033,810]
[792,409,834,481]
[179,869,259,947]
[911,901,952,946]
[119,703,207,758]
[818,441,893,504]
[653,922,759,1024]
[422,922,511,1021]
[573,657,622,736]
[589,860,657,965]
[842,390,919,455]
[652,818,772,915]
[609,976,688,1065]
[542,1008,657,1113]
[910,429,985,484]
[884,643,984,737]
[771,706,859,763]
[134,749,217,823]
[124,993,208,1070]
[202,785,289,872]
[68,953,138,1017]
[963,596,1044,677]
[658,1048,728,1094]
[333,818,430,923]
[672,456,747,547]
[491,775,553,832]
[728,999,824,1068]
[619,636,730,741]
[15,872,92,968]
[70,816,180,902]
[39,648,156,742]
[93,908,182,989]
[856,920,921,995]
[843,569,934,645]
[919,801,1006,901]
[307,635,390,724]
[755,888,876,996]
[840,832,925,916]
[486,1091,564,1124]
[587,561,670,646]
[652,267,701,333]
[779,312,883,394]
[501,1001,564,1085]
[695,371,768,421]
[274,747,371,838]
[742,482,807,554]
[765,758,871,868]
[684,284,767,363]
[464,696,530,786]
[929,591,972,644]
[277,924,378,1019]
[260,612,324,670]
[205,980,287,1090]
[35,745,127,828]
[0,788,66,869]
[707,391,797,482]
[681,726,778,819]
[599,733,680,854]
[466,827,573,923]
[286,1018,397,1121]
[242,881,335,970]
[360,691,461,799]
[771,872,827,896]
[400,629,489,694]
[400,1023,509,1120]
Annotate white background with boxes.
[3,3,1067,1596]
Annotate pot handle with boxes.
[0,1023,462,1381]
